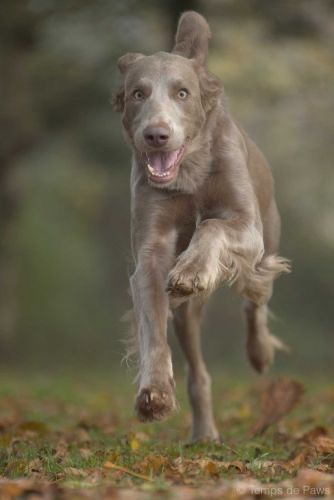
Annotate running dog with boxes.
[113,11,290,441]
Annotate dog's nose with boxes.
[144,125,170,148]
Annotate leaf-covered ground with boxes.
[0,371,333,498]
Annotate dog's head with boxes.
[113,11,221,188]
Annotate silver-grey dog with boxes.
[113,11,290,441]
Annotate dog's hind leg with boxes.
[173,297,219,442]
[242,198,290,373]
[243,299,289,373]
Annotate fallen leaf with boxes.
[103,461,153,481]
[313,435,334,455]
[286,433,334,472]
[5,459,27,475]
[0,478,59,498]
[293,467,334,495]
[54,439,69,460]
[196,459,246,477]
[135,454,169,475]
[202,460,220,477]
[223,461,246,473]
[63,467,86,478]
[79,447,93,459]
[300,426,328,442]
[0,482,23,497]
[285,451,307,472]
[25,458,43,474]
[104,450,120,462]
[316,463,332,473]
[250,377,304,436]
[127,431,140,451]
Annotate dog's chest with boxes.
[170,176,225,227]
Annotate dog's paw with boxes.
[167,272,204,297]
[191,424,221,443]
[135,383,176,422]
[247,331,290,373]
[167,263,207,298]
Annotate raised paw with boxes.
[135,384,176,422]
[167,268,205,298]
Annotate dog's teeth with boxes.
[147,163,171,179]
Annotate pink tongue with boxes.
[147,150,179,173]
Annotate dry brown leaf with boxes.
[135,454,169,475]
[79,447,93,459]
[250,377,304,436]
[222,460,246,473]
[316,463,332,473]
[203,460,220,477]
[0,482,23,497]
[300,426,328,442]
[64,467,87,477]
[313,435,334,455]
[53,439,69,461]
[256,460,285,475]
[293,467,334,495]
[285,451,308,472]
[0,479,58,499]
[286,433,334,472]
[5,459,27,475]
[25,458,43,474]
[103,461,153,481]
[196,459,246,476]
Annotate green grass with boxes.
[0,371,333,497]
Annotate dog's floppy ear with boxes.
[117,52,144,74]
[198,68,221,113]
[112,53,144,112]
[111,86,125,112]
[172,11,211,66]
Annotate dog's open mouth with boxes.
[145,146,185,184]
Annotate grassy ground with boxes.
[0,371,333,498]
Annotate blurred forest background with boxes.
[0,0,333,375]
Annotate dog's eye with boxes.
[177,88,189,99]
[133,89,144,100]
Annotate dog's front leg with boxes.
[167,218,263,298]
[130,238,177,422]
[167,219,228,298]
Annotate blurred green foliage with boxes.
[0,0,333,373]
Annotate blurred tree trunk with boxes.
[0,1,41,353]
